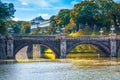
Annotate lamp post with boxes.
[111,25,115,34]
[117,22,120,28]
[99,28,103,36]
[116,18,120,29]
[56,29,60,34]
[61,27,65,33]
[61,25,64,32]
[73,23,76,32]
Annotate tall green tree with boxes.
[95,0,115,31]
[48,9,71,34]
[111,3,120,32]
[0,1,15,34]
[56,9,71,27]
[6,20,31,34]
[20,21,31,34]
[47,15,57,34]
[71,1,99,31]
[49,0,120,35]
[6,20,21,34]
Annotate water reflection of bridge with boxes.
[0,34,120,59]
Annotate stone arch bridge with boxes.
[0,33,120,59]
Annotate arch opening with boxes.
[67,43,110,59]
[15,43,56,61]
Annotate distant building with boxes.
[30,16,50,33]
[31,16,44,25]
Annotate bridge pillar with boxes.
[27,44,41,59]
[0,35,7,59]
[33,44,41,59]
[7,34,14,59]
[109,33,117,57]
[60,34,66,58]
[117,48,120,57]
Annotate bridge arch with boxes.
[14,40,60,58]
[66,40,110,57]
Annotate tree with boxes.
[6,20,31,34]
[70,0,119,33]
[0,1,15,34]
[47,15,57,34]
[64,23,76,34]
[71,1,99,31]
[111,3,120,32]
[49,0,120,35]
[95,0,115,31]
[48,9,71,34]
[7,20,21,34]
[20,21,31,34]
[56,9,71,27]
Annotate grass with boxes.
[67,53,99,59]
[68,30,85,37]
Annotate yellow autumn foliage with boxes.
[68,29,85,37]
[44,49,55,60]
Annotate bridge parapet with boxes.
[116,35,120,40]
[0,35,6,39]
[13,34,58,40]
[66,35,110,40]
[13,34,120,40]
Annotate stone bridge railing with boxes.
[12,34,120,40]
[13,34,57,40]
[116,35,120,39]
[0,33,119,41]
[66,35,110,40]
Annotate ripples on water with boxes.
[0,62,120,80]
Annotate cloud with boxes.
[19,0,52,7]
[19,0,28,5]
[21,2,28,5]
[47,0,60,3]
[71,0,79,5]
[12,17,19,21]
[38,13,51,19]
[16,6,68,11]
[13,17,34,21]
[36,6,69,10]
[114,0,120,3]
[16,7,35,11]
[36,0,50,7]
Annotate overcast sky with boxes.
[2,0,119,21]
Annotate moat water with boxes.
[0,61,120,80]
